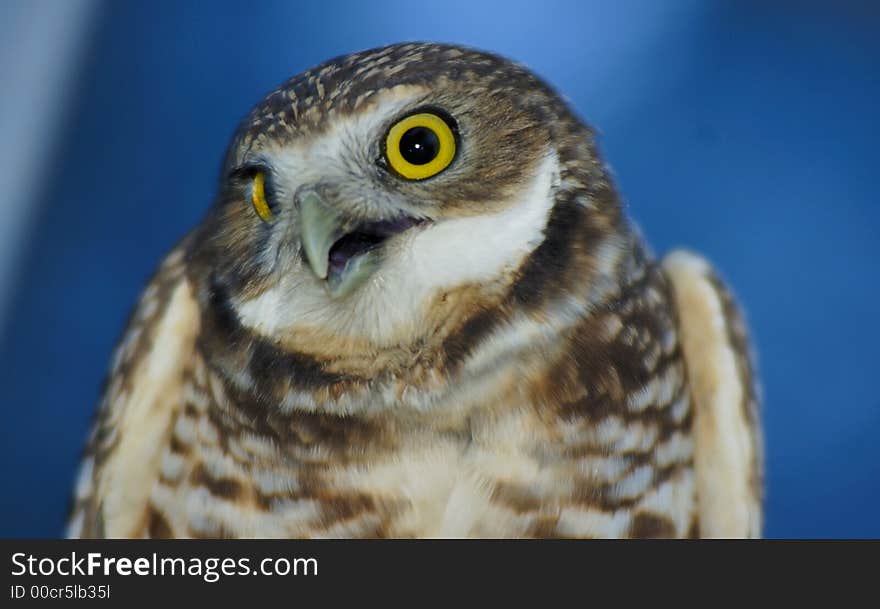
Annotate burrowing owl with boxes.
[68,43,762,538]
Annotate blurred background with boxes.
[0,0,877,538]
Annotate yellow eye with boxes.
[251,172,272,221]
[384,112,456,180]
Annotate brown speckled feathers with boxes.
[68,43,761,538]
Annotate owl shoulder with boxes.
[67,238,201,538]
[662,250,763,538]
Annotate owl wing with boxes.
[662,250,763,538]
[66,242,200,538]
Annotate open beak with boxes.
[296,189,424,298]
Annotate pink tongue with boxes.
[327,232,385,275]
[328,249,350,275]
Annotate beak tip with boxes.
[304,246,330,280]
[298,189,340,282]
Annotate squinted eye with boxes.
[251,172,273,221]
[384,111,457,180]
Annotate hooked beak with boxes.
[298,190,342,281]
[296,189,425,298]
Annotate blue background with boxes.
[1,0,877,538]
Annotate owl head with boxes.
[190,43,626,360]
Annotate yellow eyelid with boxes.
[385,112,456,180]
[251,172,273,221]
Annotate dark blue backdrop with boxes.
[1,0,878,538]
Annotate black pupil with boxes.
[399,126,440,165]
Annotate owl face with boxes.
[194,44,596,351]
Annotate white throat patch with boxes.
[403,152,559,289]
